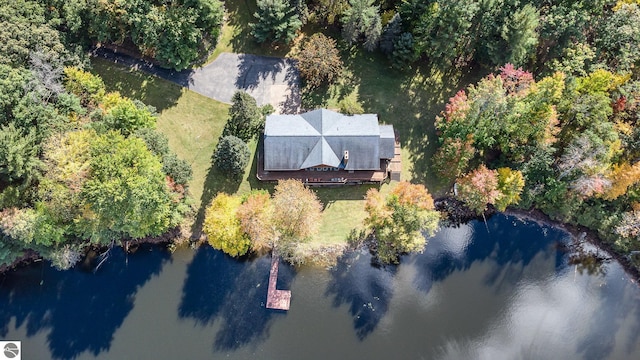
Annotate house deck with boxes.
[257,141,402,186]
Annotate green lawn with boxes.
[90,15,484,245]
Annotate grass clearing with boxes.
[90,17,483,247]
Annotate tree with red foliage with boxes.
[456,164,501,215]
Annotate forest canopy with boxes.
[0,0,193,269]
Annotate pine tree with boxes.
[251,0,302,44]
[222,91,262,142]
[341,0,382,51]
[213,135,250,178]
[379,13,402,55]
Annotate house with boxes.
[257,109,401,185]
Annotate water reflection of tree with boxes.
[0,245,169,359]
[412,214,568,294]
[178,245,292,351]
[568,247,610,276]
[325,249,397,340]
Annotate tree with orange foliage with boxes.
[237,190,276,253]
[364,181,440,264]
[456,164,501,215]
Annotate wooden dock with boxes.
[266,252,291,310]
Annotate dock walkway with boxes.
[266,252,291,310]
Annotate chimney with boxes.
[343,150,349,164]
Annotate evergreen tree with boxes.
[596,3,640,71]
[341,0,382,51]
[390,32,416,69]
[251,0,302,44]
[379,13,402,55]
[0,124,42,183]
[223,91,263,142]
[213,135,250,179]
[498,4,539,66]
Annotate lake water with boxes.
[1,214,639,360]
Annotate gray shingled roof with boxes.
[264,109,394,171]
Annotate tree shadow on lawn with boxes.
[296,44,487,193]
[344,49,487,192]
[190,155,243,239]
[314,185,375,210]
[90,57,184,113]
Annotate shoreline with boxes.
[2,207,640,284]
[504,207,640,284]
[0,227,184,276]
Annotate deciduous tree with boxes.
[63,67,106,107]
[615,210,640,252]
[364,182,440,264]
[237,190,276,253]
[203,193,251,257]
[78,132,177,244]
[271,179,322,242]
[604,162,640,200]
[456,165,500,215]
[432,136,475,182]
[495,167,525,211]
[296,34,343,88]
[101,93,157,136]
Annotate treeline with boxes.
[0,0,195,269]
[1,0,223,71]
[435,62,640,266]
[252,0,637,74]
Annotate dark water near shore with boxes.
[1,214,639,360]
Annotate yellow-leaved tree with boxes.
[604,162,640,200]
[364,181,440,264]
[203,193,251,257]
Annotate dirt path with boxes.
[92,48,301,114]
